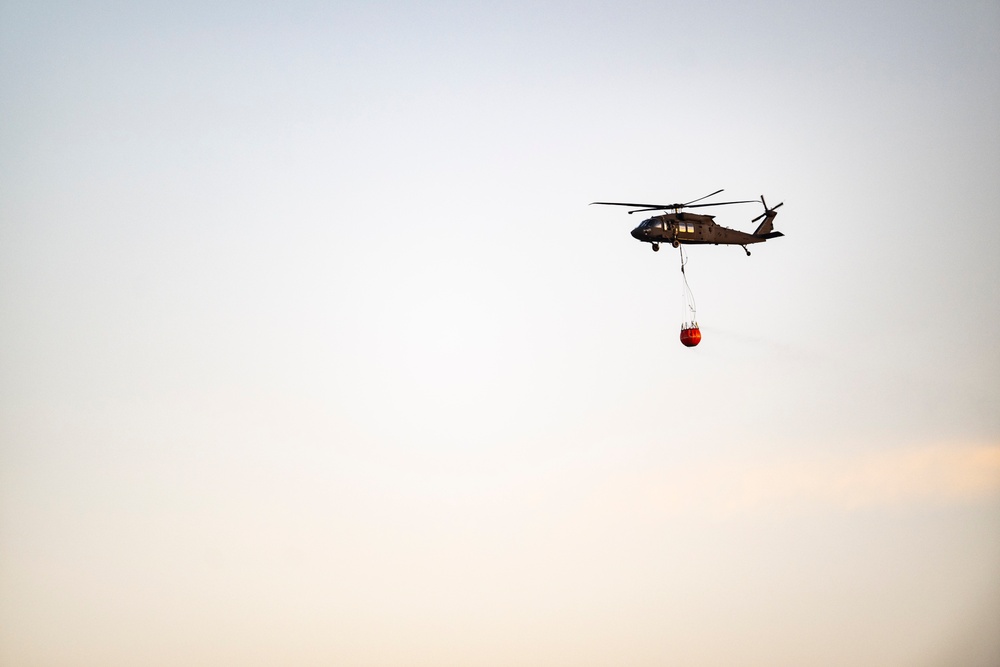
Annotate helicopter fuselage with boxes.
[631,211,781,250]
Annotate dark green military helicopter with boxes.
[591,189,784,255]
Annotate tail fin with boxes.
[752,196,783,237]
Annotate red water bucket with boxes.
[680,326,702,347]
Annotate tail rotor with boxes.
[751,195,784,223]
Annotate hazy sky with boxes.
[2,1,999,665]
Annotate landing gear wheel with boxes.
[671,240,680,248]
[652,243,659,252]
[741,245,751,256]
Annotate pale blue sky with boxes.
[2,1,999,665]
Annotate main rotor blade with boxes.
[682,189,725,206]
[591,198,754,211]
[591,196,757,214]
[622,206,671,214]
[590,201,672,209]
[686,199,757,209]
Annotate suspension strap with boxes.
[678,246,697,326]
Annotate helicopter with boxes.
[591,189,784,255]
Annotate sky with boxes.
[1,1,999,665]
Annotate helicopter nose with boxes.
[630,226,643,240]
